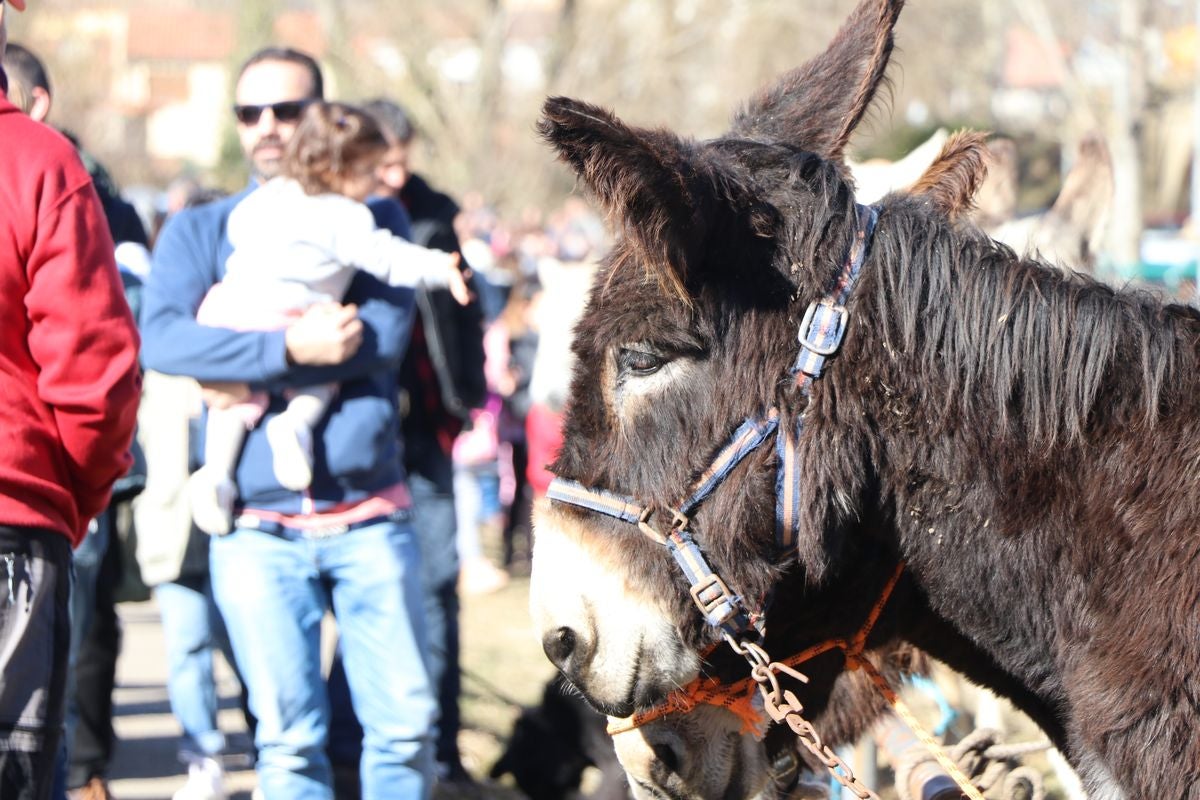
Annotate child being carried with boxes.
[189,101,469,536]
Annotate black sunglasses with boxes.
[233,100,311,126]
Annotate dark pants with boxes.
[502,437,530,567]
[67,510,122,789]
[408,450,463,774]
[327,440,464,782]
[0,526,72,800]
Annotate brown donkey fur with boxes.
[531,0,1200,796]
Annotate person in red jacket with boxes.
[0,2,142,798]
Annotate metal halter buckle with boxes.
[798,299,849,357]
[689,573,737,625]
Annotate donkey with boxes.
[527,0,1200,797]
[853,130,1115,276]
[984,132,1114,272]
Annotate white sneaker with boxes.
[188,466,237,536]
[173,755,226,800]
[460,557,509,595]
[265,413,314,491]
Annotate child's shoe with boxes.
[188,466,237,536]
[265,413,314,491]
[172,754,226,800]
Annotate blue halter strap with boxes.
[547,203,879,643]
[776,202,879,551]
[547,411,780,638]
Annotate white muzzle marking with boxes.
[530,502,700,710]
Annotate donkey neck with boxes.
[837,199,1200,743]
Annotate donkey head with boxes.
[529,0,913,717]
[530,103,868,714]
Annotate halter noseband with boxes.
[546,203,879,645]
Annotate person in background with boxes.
[360,98,487,785]
[492,271,540,568]
[2,37,149,800]
[524,251,597,501]
[144,47,435,799]
[2,42,147,249]
[0,4,142,800]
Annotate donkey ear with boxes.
[908,130,990,220]
[730,0,904,161]
[539,96,705,299]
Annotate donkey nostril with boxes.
[652,742,682,775]
[542,626,578,669]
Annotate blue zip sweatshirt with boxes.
[143,185,417,514]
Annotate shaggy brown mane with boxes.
[853,196,1200,448]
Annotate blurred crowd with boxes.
[0,3,606,798]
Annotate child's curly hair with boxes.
[283,101,389,195]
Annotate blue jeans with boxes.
[210,518,435,800]
[68,519,108,678]
[328,447,462,777]
[408,461,462,774]
[452,463,500,562]
[156,572,236,758]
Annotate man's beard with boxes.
[251,136,286,180]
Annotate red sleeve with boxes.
[25,176,142,535]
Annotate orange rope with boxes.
[607,564,905,737]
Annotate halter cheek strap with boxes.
[548,411,780,639]
[791,203,879,385]
[776,202,879,552]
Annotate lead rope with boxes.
[850,658,986,800]
[730,636,882,799]
[727,564,898,800]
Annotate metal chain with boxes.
[727,638,881,800]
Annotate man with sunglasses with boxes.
[144,47,435,800]
[0,2,142,799]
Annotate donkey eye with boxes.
[618,347,666,376]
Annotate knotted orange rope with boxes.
[607,563,906,738]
